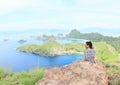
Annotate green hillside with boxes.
[0,68,44,85]
[94,42,118,63]
[17,41,84,56]
[67,29,120,53]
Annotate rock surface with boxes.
[35,61,108,85]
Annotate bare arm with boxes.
[84,53,88,61]
[93,55,96,63]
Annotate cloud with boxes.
[0,0,120,32]
[0,0,120,14]
[0,0,31,14]
[0,0,65,14]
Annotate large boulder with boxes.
[35,61,108,85]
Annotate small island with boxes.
[17,40,84,56]
[18,40,27,43]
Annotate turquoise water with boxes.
[0,34,85,72]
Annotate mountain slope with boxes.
[67,29,120,53]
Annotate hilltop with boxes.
[35,61,108,85]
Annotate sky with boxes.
[0,0,120,36]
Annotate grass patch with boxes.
[0,68,44,85]
[110,79,120,85]
[94,42,118,63]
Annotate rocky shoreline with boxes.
[17,48,84,57]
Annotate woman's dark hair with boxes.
[86,41,93,49]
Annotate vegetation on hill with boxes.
[67,29,120,53]
[0,68,44,85]
[94,42,118,63]
[17,40,84,56]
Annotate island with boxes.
[18,40,27,43]
[17,40,84,56]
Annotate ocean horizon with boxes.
[1,28,120,38]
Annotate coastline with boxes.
[17,49,84,57]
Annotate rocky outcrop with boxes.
[35,61,108,85]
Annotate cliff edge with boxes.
[35,60,108,85]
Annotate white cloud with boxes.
[0,0,120,32]
[0,0,31,14]
[0,0,120,14]
[0,0,65,14]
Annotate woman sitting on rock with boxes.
[84,41,96,63]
